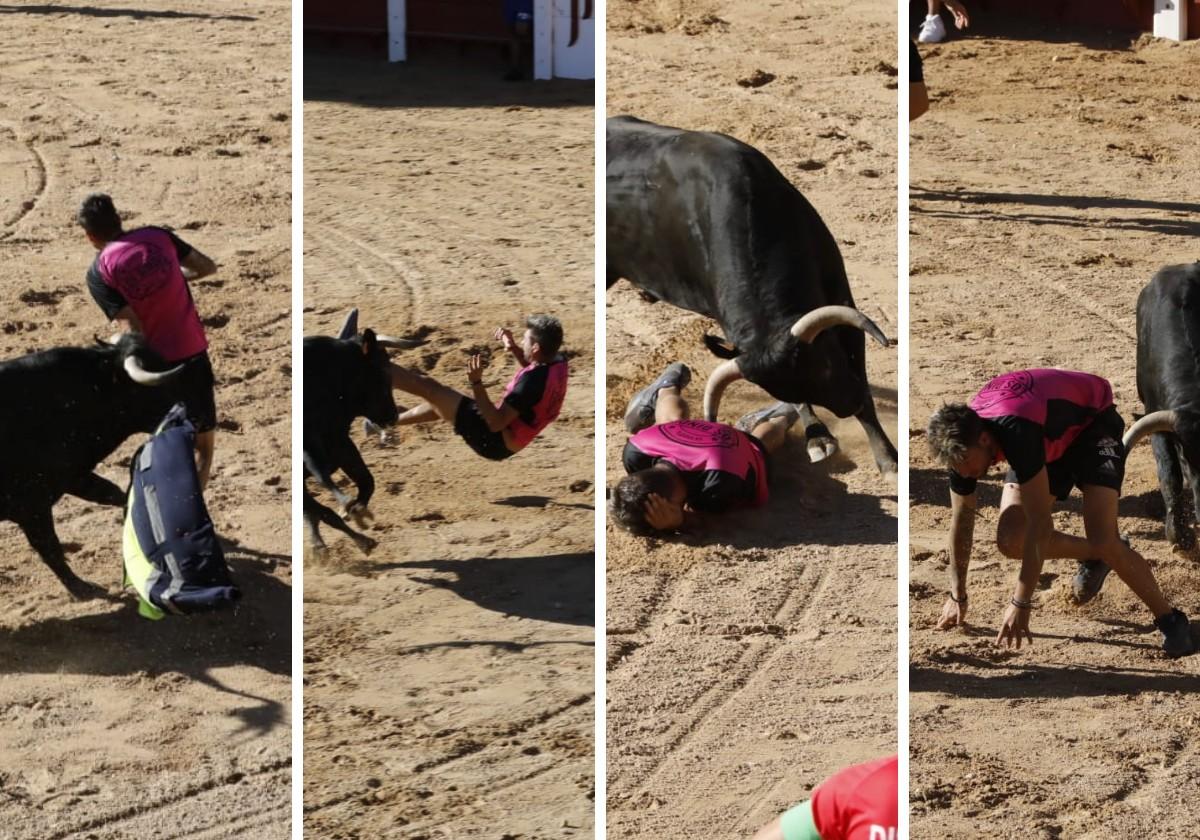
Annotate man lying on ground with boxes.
[389,314,568,460]
[609,362,800,534]
[750,754,898,840]
[927,367,1193,657]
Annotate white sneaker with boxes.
[917,13,946,43]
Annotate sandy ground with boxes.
[606,2,898,837]
[302,51,595,838]
[0,2,292,838]
[909,15,1200,838]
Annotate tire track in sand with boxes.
[314,224,421,327]
[40,758,290,840]
[0,124,47,239]
[615,561,829,801]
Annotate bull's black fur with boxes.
[1136,262,1200,549]
[605,116,897,474]
[0,335,181,598]
[302,330,398,554]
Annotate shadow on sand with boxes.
[0,4,256,21]
[371,550,594,627]
[0,543,291,737]
[304,48,593,110]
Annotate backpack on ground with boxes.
[122,403,239,619]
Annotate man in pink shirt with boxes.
[389,315,568,460]
[78,193,219,488]
[927,369,1193,657]
[609,362,800,534]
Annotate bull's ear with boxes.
[702,334,741,360]
[361,328,378,355]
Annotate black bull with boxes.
[302,310,423,555]
[605,116,897,475]
[1123,262,1200,550]
[0,336,183,599]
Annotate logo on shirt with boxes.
[972,369,1035,411]
[869,828,897,840]
[658,419,738,449]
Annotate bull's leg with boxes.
[304,491,376,556]
[855,394,899,478]
[331,437,376,527]
[66,472,127,508]
[304,450,353,511]
[797,403,838,463]
[1151,432,1191,549]
[16,507,106,600]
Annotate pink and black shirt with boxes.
[950,368,1114,495]
[500,357,569,449]
[623,419,770,511]
[87,226,208,364]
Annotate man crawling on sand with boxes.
[389,314,568,460]
[609,362,800,534]
[927,367,1194,657]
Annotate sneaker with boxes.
[1155,608,1195,658]
[1072,535,1131,605]
[917,13,947,43]
[735,402,800,434]
[624,363,691,433]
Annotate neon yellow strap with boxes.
[780,800,821,840]
[123,509,164,621]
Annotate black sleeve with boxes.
[990,415,1046,484]
[158,227,193,260]
[690,469,753,513]
[502,364,548,422]
[948,469,977,496]
[910,41,924,83]
[86,258,127,319]
[622,440,655,475]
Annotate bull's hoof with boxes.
[363,419,394,446]
[806,436,838,463]
[341,502,374,529]
[353,534,379,556]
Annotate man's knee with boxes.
[995,507,1027,559]
[1088,536,1132,566]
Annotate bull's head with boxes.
[702,305,892,420]
[335,308,426,428]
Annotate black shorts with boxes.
[454,398,514,461]
[1005,406,1125,500]
[172,351,217,433]
[745,432,773,484]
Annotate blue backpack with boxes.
[122,403,239,619]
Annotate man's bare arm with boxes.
[180,248,217,280]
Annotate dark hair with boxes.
[609,468,678,534]
[926,403,985,466]
[526,314,563,358]
[77,193,123,240]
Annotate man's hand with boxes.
[936,597,967,630]
[995,603,1033,649]
[467,354,487,384]
[494,327,517,352]
[643,493,684,531]
[944,0,969,29]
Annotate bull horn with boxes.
[336,309,359,340]
[1122,409,1178,452]
[376,334,426,350]
[789,305,892,348]
[124,355,183,386]
[703,358,743,421]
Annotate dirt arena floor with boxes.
[606,2,899,837]
[0,2,292,838]
[909,15,1200,838]
[302,50,595,838]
